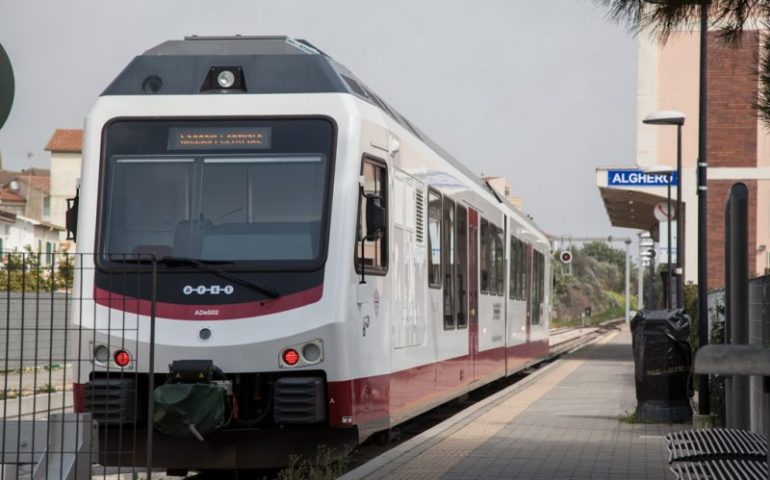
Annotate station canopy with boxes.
[595,167,680,242]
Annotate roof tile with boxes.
[45,129,83,153]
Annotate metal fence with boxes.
[709,276,770,435]
[0,252,157,479]
[749,276,770,435]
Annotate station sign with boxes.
[607,169,677,187]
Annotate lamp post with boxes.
[639,232,653,311]
[643,111,685,309]
[645,165,676,309]
[695,0,710,420]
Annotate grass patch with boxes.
[36,383,56,393]
[275,445,348,480]
[0,389,19,400]
[618,409,658,424]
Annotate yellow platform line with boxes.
[379,330,620,480]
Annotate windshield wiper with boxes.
[108,256,231,265]
[159,256,280,299]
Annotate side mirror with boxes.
[365,195,385,239]
[65,189,79,242]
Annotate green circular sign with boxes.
[0,43,15,130]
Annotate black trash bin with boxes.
[631,309,692,422]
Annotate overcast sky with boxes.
[0,0,637,239]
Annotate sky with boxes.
[0,0,637,239]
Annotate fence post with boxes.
[145,258,158,477]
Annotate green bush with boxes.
[0,247,74,292]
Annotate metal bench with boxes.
[666,429,768,463]
[670,459,768,480]
[664,344,770,480]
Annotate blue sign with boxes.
[607,169,678,187]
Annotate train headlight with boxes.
[302,343,322,363]
[217,70,236,89]
[279,339,324,368]
[93,345,109,363]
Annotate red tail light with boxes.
[114,350,131,367]
[282,349,299,366]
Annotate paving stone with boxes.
[344,326,685,480]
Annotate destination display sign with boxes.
[168,127,271,150]
[607,169,678,187]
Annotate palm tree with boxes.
[598,0,770,125]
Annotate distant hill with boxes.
[552,241,636,326]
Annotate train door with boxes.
[525,244,533,344]
[468,209,479,380]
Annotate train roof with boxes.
[103,36,546,241]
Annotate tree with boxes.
[580,241,627,270]
[598,0,770,125]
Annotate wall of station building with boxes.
[639,29,769,288]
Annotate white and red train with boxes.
[69,36,552,471]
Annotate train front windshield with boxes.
[99,119,335,269]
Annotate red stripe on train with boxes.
[327,339,549,431]
[93,285,323,320]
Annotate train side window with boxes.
[443,198,456,329]
[427,190,442,288]
[480,218,489,294]
[495,225,504,296]
[456,205,468,328]
[355,157,388,273]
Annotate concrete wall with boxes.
[0,292,70,371]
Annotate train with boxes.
[68,36,552,472]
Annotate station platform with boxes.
[341,324,684,480]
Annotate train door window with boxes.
[518,239,527,301]
[480,218,490,294]
[427,190,442,288]
[456,205,468,328]
[443,198,456,329]
[508,236,518,300]
[488,223,497,295]
[531,250,545,325]
[355,157,388,273]
[495,225,504,296]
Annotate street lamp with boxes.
[638,232,653,311]
[643,110,685,309]
[645,165,676,309]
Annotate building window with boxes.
[46,242,53,265]
[355,157,388,273]
[427,190,442,288]
[442,198,455,329]
[43,197,51,217]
